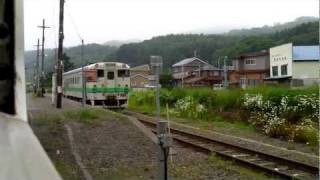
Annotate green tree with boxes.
[63,53,74,72]
[160,73,174,88]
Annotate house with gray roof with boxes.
[172,57,223,87]
[266,43,319,86]
[172,57,209,86]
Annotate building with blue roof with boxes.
[292,46,319,61]
[267,43,319,86]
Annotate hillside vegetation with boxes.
[116,21,318,68]
[226,16,318,36]
[24,18,318,81]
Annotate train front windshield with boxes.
[117,70,130,78]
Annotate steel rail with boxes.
[125,111,319,180]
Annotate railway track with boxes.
[124,111,319,180]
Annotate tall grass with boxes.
[129,85,319,145]
[130,86,318,111]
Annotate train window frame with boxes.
[107,71,114,80]
[97,69,104,78]
[118,69,130,78]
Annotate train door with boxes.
[106,69,115,91]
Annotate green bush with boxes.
[129,85,319,144]
[212,89,242,110]
[293,119,319,146]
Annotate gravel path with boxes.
[65,124,94,180]
[27,94,275,180]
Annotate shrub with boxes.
[243,88,319,143]
[212,89,242,110]
[173,96,208,120]
[293,119,319,146]
[160,89,175,105]
[170,88,187,102]
[129,86,319,144]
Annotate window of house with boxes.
[245,59,255,65]
[107,71,114,80]
[272,66,278,76]
[97,69,104,78]
[281,64,288,76]
[118,70,130,78]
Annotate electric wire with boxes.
[65,4,83,42]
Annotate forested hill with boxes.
[116,21,318,68]
[24,44,117,80]
[25,20,318,81]
[226,16,318,36]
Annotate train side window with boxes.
[107,72,114,80]
[97,70,104,78]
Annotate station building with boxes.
[266,43,319,86]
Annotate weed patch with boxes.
[207,153,269,179]
[31,113,83,180]
[62,108,115,124]
[129,86,319,145]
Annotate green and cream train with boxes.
[63,62,130,107]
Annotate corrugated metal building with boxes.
[266,43,319,86]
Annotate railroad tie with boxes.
[231,154,250,158]
[220,150,234,154]
[292,173,303,177]
[257,162,275,167]
[274,166,288,171]
[245,158,260,162]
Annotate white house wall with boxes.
[269,43,293,77]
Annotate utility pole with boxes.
[81,39,86,107]
[194,50,201,77]
[181,65,184,88]
[56,0,65,108]
[223,56,229,88]
[193,50,197,57]
[34,39,41,95]
[151,56,172,180]
[37,19,50,97]
[33,62,36,94]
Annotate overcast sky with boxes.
[24,0,318,50]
